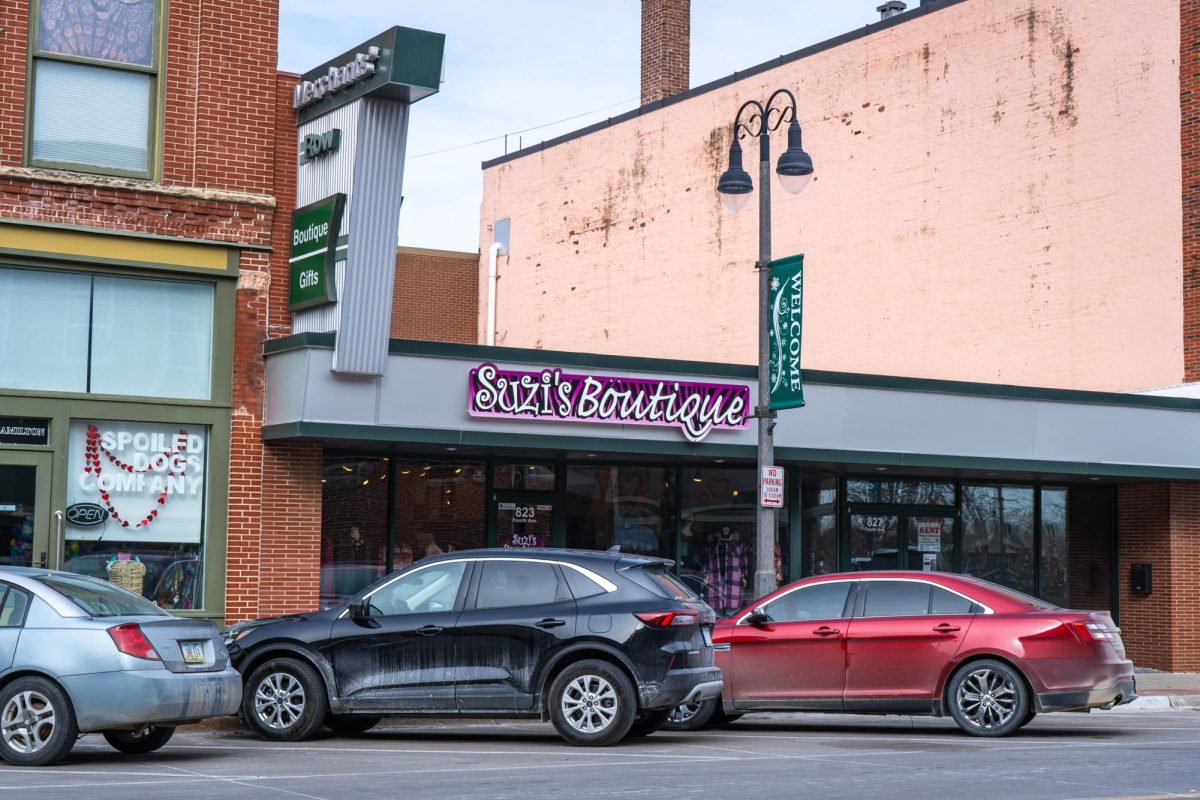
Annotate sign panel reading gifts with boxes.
[468,362,750,443]
[66,420,207,543]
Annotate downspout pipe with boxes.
[486,240,506,346]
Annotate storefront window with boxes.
[1062,486,1113,611]
[565,466,675,557]
[0,267,213,400]
[802,476,838,575]
[321,457,389,608]
[1040,488,1069,607]
[846,479,955,505]
[494,463,555,491]
[393,460,486,566]
[962,485,1035,594]
[63,419,208,610]
[681,467,787,616]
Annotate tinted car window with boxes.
[763,582,851,622]
[563,567,607,600]
[366,561,466,616]
[931,586,978,614]
[0,587,30,628]
[476,561,560,609]
[863,581,931,617]
[35,574,167,617]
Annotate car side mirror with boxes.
[746,607,770,626]
[347,601,368,620]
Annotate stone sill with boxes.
[0,165,276,208]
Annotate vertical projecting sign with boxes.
[768,254,805,411]
[288,193,345,311]
[290,26,445,376]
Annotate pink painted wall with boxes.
[478,0,1182,392]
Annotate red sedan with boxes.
[666,571,1135,736]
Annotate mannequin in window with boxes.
[614,511,658,554]
[703,525,749,615]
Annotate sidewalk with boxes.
[1110,671,1200,712]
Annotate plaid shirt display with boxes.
[703,530,749,615]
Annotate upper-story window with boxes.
[29,0,163,178]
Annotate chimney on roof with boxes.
[641,0,690,106]
[877,1,907,20]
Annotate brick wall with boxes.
[640,0,690,106]
[391,246,479,342]
[258,442,323,617]
[1118,483,1200,671]
[1184,0,1200,381]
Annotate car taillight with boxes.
[635,610,700,627]
[108,623,161,660]
[1068,621,1120,643]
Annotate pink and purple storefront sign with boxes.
[467,362,750,443]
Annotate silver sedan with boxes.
[0,567,241,766]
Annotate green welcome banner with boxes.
[288,193,345,311]
[768,254,805,410]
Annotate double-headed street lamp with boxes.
[717,88,814,601]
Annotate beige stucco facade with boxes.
[478,0,1182,392]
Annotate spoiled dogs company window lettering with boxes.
[468,362,749,443]
[66,420,207,544]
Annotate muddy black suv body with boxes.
[224,549,721,746]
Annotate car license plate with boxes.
[180,641,205,664]
[702,627,713,647]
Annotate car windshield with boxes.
[36,573,168,618]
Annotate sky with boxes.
[279,1,889,252]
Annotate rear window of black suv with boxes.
[625,564,698,601]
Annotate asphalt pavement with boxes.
[3,711,1199,800]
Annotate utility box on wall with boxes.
[1131,563,1153,596]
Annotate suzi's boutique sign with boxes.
[468,362,749,443]
[289,193,345,311]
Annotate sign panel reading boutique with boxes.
[66,420,207,544]
[468,362,750,443]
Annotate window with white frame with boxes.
[29,0,162,177]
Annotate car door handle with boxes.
[933,623,961,634]
[416,625,444,636]
[535,618,566,629]
[813,626,840,637]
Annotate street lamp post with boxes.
[717,89,814,601]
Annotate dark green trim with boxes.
[262,421,1200,481]
[0,217,272,253]
[263,333,1200,412]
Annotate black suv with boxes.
[223,549,721,746]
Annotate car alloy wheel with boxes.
[956,667,1018,730]
[254,671,307,731]
[668,700,703,726]
[1,690,55,755]
[561,674,619,734]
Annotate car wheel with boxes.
[103,725,176,754]
[243,657,328,741]
[710,706,744,726]
[662,698,717,731]
[325,715,382,736]
[625,708,671,737]
[0,676,78,766]
[947,659,1030,737]
[548,659,636,746]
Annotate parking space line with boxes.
[154,741,726,760]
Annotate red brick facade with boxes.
[1184,0,1200,382]
[1118,483,1200,671]
[640,0,690,106]
[391,246,480,342]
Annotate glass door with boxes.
[905,514,956,572]
[495,493,557,549]
[848,509,956,571]
[0,451,54,569]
